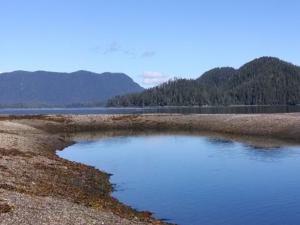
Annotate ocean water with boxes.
[1,105,300,115]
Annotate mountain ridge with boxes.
[0,70,144,107]
[107,57,300,107]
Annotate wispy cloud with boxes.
[122,49,136,57]
[142,71,170,86]
[103,41,122,54]
[141,50,156,58]
[101,41,136,58]
[91,42,156,59]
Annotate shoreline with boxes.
[1,113,300,224]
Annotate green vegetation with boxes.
[107,57,300,107]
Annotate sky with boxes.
[0,0,300,87]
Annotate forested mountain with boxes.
[107,57,300,107]
[0,70,143,107]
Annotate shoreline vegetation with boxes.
[0,104,299,108]
[1,113,300,224]
[0,104,299,110]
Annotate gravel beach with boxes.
[1,113,300,225]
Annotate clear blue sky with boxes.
[0,0,299,87]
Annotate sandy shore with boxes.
[1,113,300,225]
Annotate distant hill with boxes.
[107,57,300,107]
[0,70,143,107]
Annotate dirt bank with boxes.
[0,113,300,225]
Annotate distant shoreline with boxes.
[0,104,299,109]
[0,105,299,117]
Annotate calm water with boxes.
[1,105,300,115]
[58,135,300,225]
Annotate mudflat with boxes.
[0,113,300,225]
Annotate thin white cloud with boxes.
[102,41,136,58]
[103,41,122,54]
[142,71,169,86]
[141,50,156,58]
[93,42,156,59]
[122,49,136,57]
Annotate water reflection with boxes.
[207,137,235,145]
[67,130,300,149]
[58,133,300,225]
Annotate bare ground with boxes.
[0,113,300,224]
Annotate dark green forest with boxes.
[107,57,300,107]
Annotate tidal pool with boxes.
[58,135,300,225]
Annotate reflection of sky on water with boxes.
[58,135,300,225]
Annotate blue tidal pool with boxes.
[58,135,300,225]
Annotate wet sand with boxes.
[0,113,300,224]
